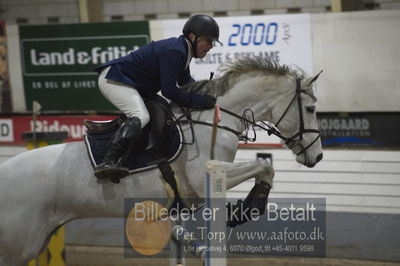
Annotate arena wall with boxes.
[5,9,400,112]
[312,9,400,111]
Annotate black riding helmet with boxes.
[183,14,222,57]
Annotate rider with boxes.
[94,14,221,180]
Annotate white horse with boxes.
[0,56,322,265]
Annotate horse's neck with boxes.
[218,74,292,129]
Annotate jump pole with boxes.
[204,105,227,266]
[204,160,227,266]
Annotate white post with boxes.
[204,104,227,266]
[205,160,227,266]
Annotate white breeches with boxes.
[98,66,150,128]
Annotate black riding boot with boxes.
[94,117,142,182]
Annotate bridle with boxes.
[177,78,321,156]
[267,78,321,155]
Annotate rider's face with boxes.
[188,34,213,58]
[195,36,213,58]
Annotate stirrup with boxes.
[94,165,130,181]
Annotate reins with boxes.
[175,77,321,156]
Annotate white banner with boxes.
[150,14,313,80]
[0,119,14,142]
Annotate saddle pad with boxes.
[84,123,183,174]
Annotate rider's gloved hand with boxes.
[203,95,216,109]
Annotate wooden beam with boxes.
[78,0,103,23]
[331,0,358,12]
[331,0,343,12]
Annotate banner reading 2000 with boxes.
[151,14,313,80]
[20,22,149,111]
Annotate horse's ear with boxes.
[306,70,323,85]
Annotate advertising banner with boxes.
[0,115,117,144]
[151,14,313,80]
[2,112,398,147]
[318,112,400,148]
[19,21,150,111]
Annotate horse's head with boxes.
[271,71,323,168]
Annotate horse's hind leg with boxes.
[221,159,274,227]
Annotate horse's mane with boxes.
[182,56,309,97]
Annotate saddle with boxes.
[84,95,183,175]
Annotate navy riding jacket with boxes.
[95,35,208,108]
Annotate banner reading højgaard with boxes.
[20,22,150,111]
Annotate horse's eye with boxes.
[306,106,315,113]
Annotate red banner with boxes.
[0,115,117,144]
[0,114,284,147]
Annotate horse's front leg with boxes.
[221,159,274,189]
[221,159,275,228]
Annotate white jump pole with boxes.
[204,160,227,266]
[204,105,227,266]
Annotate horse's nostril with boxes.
[316,153,323,163]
